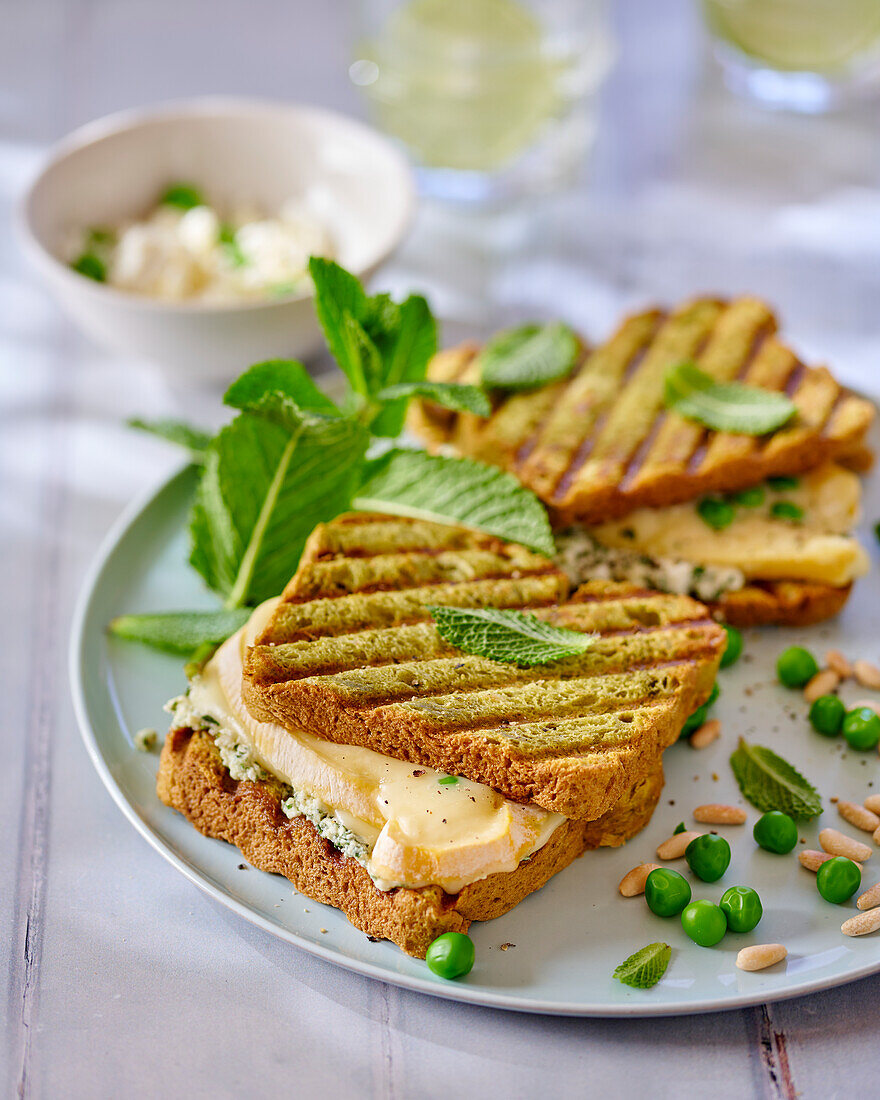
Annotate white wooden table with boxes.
[4,2,880,1096]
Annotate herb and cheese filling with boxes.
[557,464,869,599]
[167,601,564,894]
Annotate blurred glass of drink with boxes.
[702,0,880,112]
[350,0,615,203]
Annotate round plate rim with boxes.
[69,462,880,1017]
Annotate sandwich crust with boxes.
[714,580,851,628]
[157,726,664,957]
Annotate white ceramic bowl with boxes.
[19,98,415,385]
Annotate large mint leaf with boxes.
[429,606,596,666]
[190,412,368,606]
[665,362,797,434]
[309,257,370,395]
[480,322,578,391]
[127,417,212,462]
[108,609,250,655]
[613,943,671,989]
[352,449,555,556]
[374,381,490,417]
[729,738,823,819]
[367,295,437,437]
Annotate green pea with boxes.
[679,683,720,739]
[70,252,106,282]
[644,868,692,917]
[730,486,765,507]
[753,810,798,854]
[159,182,206,210]
[808,694,845,737]
[720,624,743,669]
[685,834,731,882]
[681,900,727,947]
[770,501,804,522]
[697,497,736,531]
[842,707,880,751]
[816,856,861,904]
[767,475,799,491]
[425,932,475,979]
[719,886,763,933]
[776,646,818,688]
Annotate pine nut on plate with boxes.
[864,794,880,815]
[693,804,747,825]
[853,660,880,691]
[825,650,853,678]
[803,669,839,703]
[841,910,880,937]
[837,800,880,833]
[736,944,787,972]
[819,828,873,863]
[857,882,880,911]
[874,824,880,847]
[689,719,720,749]
[618,863,661,897]
[656,831,702,860]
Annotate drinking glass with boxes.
[349,0,615,203]
[702,0,880,112]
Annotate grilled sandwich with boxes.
[241,513,726,820]
[409,296,874,626]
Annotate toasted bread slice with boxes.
[242,514,725,820]
[714,580,851,628]
[409,297,875,525]
[158,726,664,957]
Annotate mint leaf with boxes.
[665,362,797,435]
[375,381,490,418]
[429,606,596,666]
[480,322,578,391]
[224,360,340,424]
[71,252,106,282]
[309,258,370,395]
[190,412,368,606]
[367,295,437,437]
[352,448,555,556]
[730,738,823,819]
[613,943,671,990]
[160,183,205,210]
[127,417,212,462]
[108,609,250,655]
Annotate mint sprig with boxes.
[665,362,797,435]
[108,609,251,655]
[353,449,555,557]
[428,606,596,667]
[613,943,671,990]
[730,738,823,819]
[480,322,578,391]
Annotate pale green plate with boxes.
[71,461,880,1015]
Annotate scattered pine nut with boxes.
[618,862,661,897]
[693,804,747,825]
[853,660,880,691]
[656,831,703,860]
[874,823,880,846]
[841,909,880,937]
[852,698,880,716]
[864,794,880,815]
[736,944,787,971]
[837,801,880,834]
[689,718,721,749]
[825,650,853,679]
[857,882,880,911]
[799,850,836,872]
[804,669,839,704]
[819,827,873,863]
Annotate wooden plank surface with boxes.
[3,1,880,1096]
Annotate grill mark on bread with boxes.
[512,344,590,469]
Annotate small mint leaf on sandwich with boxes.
[374,381,490,418]
[730,738,822,819]
[428,606,597,667]
[127,418,212,463]
[108,609,250,656]
[613,943,671,990]
[665,362,797,435]
[353,448,555,557]
[480,322,578,392]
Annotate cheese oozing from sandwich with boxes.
[180,601,564,894]
[590,463,869,589]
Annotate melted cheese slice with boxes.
[187,603,563,894]
[592,464,870,587]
